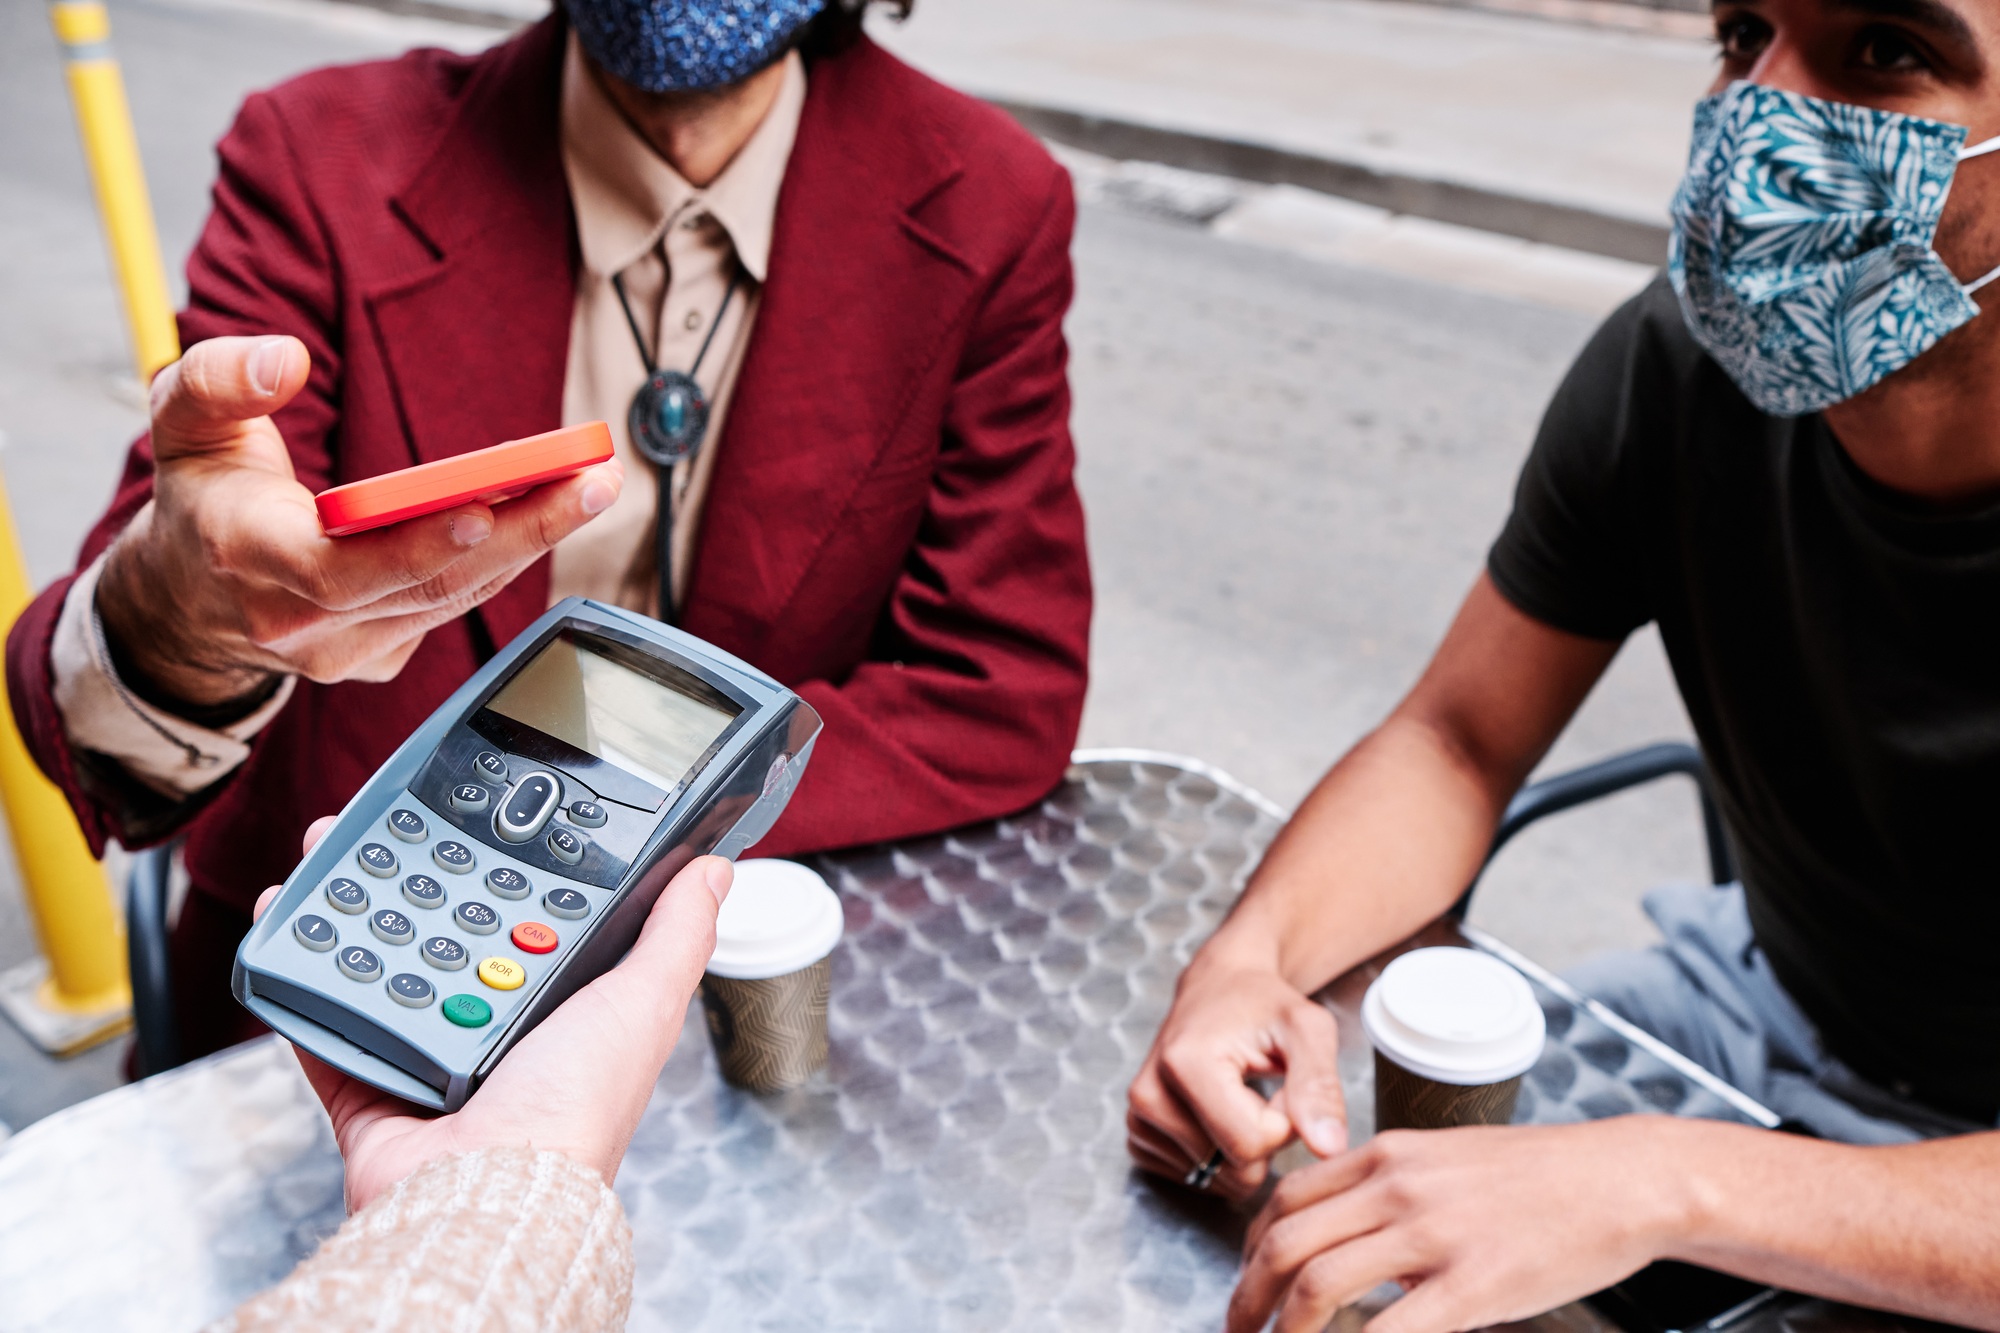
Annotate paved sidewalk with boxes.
[310,0,1716,260]
[867,0,1715,257]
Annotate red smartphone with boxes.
[315,422,615,537]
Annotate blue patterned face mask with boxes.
[567,0,826,92]
[1669,81,2000,417]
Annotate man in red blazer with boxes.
[5,1,1092,1057]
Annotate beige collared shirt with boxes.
[49,39,806,798]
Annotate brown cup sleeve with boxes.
[700,956,832,1093]
[1372,1049,1522,1132]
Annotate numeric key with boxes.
[434,841,476,874]
[324,878,369,915]
[402,874,446,909]
[422,936,469,971]
[370,909,415,946]
[356,843,400,878]
[485,866,531,900]
[454,901,501,935]
[337,946,382,982]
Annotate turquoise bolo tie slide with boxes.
[630,368,709,464]
[612,261,745,468]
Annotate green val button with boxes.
[441,993,492,1028]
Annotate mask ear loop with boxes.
[1954,137,2000,295]
[1964,264,2000,296]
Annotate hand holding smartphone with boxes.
[316,423,615,537]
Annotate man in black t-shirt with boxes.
[1125,2,2000,1330]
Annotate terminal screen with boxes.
[487,633,740,792]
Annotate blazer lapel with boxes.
[679,40,979,661]
[363,14,574,654]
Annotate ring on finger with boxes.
[1185,1148,1225,1191]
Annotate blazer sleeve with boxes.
[751,173,1092,856]
[6,89,344,853]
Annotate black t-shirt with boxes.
[1490,275,2000,1121]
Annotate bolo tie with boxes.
[611,259,743,625]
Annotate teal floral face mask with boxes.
[1669,81,2000,417]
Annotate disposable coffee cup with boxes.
[1361,946,1546,1132]
[700,858,844,1093]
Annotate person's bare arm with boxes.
[1230,1108,2000,1333]
[1678,1122,2000,1326]
[1126,574,1619,1197]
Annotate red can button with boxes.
[511,921,559,955]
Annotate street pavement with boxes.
[870,0,1717,238]
[0,0,1702,1125]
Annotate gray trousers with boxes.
[1565,882,1988,1145]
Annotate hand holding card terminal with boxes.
[233,597,821,1111]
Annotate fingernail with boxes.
[580,480,616,516]
[450,513,492,546]
[704,858,733,906]
[1305,1118,1347,1157]
[247,337,288,396]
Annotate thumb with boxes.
[596,855,733,1024]
[1273,999,1350,1158]
[149,335,310,458]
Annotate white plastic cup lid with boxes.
[705,858,844,980]
[1361,946,1546,1086]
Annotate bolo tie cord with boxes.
[610,261,744,624]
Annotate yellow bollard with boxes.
[0,0,168,1054]
[48,0,181,383]
[0,465,132,1055]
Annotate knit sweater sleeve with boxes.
[205,1148,633,1333]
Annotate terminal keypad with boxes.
[282,793,606,1045]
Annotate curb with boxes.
[994,101,1669,267]
[309,0,1673,266]
[317,0,522,27]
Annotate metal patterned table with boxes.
[0,755,1935,1332]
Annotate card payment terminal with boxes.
[233,598,822,1111]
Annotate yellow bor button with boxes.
[477,956,526,991]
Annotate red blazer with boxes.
[7,19,1090,982]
